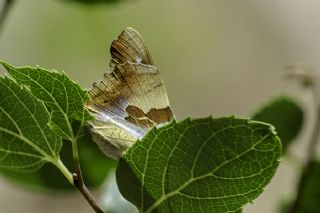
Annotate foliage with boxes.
[0,0,313,212]
[117,117,281,212]
[252,96,304,152]
[0,76,62,172]
[0,61,116,189]
[0,130,116,190]
[0,61,283,212]
[1,61,92,140]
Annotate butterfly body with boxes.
[85,27,173,159]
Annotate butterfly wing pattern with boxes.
[85,27,173,160]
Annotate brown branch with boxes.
[73,163,104,213]
[0,0,13,33]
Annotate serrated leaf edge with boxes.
[0,61,93,140]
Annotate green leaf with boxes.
[116,117,281,213]
[0,61,112,189]
[252,96,303,152]
[0,61,92,140]
[281,161,320,213]
[0,126,116,190]
[0,76,62,172]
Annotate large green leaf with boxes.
[0,77,62,172]
[116,117,281,213]
[252,96,303,152]
[0,61,92,140]
[0,61,115,189]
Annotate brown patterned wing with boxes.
[85,27,173,159]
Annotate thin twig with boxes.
[73,164,104,213]
[0,0,13,33]
[71,134,104,213]
[288,82,320,212]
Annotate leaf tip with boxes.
[269,124,278,135]
[0,60,12,71]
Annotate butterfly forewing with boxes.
[86,27,173,159]
[110,27,153,66]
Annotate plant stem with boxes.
[71,138,104,213]
[0,0,13,33]
[55,158,74,185]
[288,83,320,212]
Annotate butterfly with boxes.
[85,27,173,160]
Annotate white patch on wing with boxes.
[136,56,142,64]
[94,111,146,139]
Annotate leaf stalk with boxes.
[54,158,74,185]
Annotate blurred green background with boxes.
[0,0,317,212]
